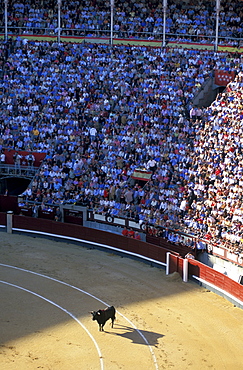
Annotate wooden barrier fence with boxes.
[0,212,242,307]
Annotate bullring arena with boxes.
[1,231,243,370]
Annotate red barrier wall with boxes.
[12,215,173,265]
[188,258,243,302]
[0,213,242,304]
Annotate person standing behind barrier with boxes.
[32,202,39,218]
[1,150,5,173]
[1,150,5,165]
[26,153,35,169]
[55,207,62,222]
[13,152,22,174]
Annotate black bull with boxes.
[90,306,116,331]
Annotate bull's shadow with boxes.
[106,324,164,346]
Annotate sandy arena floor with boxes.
[0,232,243,370]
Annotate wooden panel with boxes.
[188,259,201,277]
[169,254,178,274]
[0,195,18,213]
[177,257,184,276]
[64,209,83,225]
[0,212,6,225]
[17,206,32,217]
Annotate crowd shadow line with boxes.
[104,323,164,346]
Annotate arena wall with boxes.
[0,212,242,308]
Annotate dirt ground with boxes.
[0,232,243,370]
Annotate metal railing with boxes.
[0,164,39,178]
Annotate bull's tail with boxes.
[112,306,116,320]
[110,306,116,328]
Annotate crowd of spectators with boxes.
[182,73,243,257]
[0,0,243,45]
[1,36,243,258]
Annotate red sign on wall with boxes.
[214,70,236,86]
